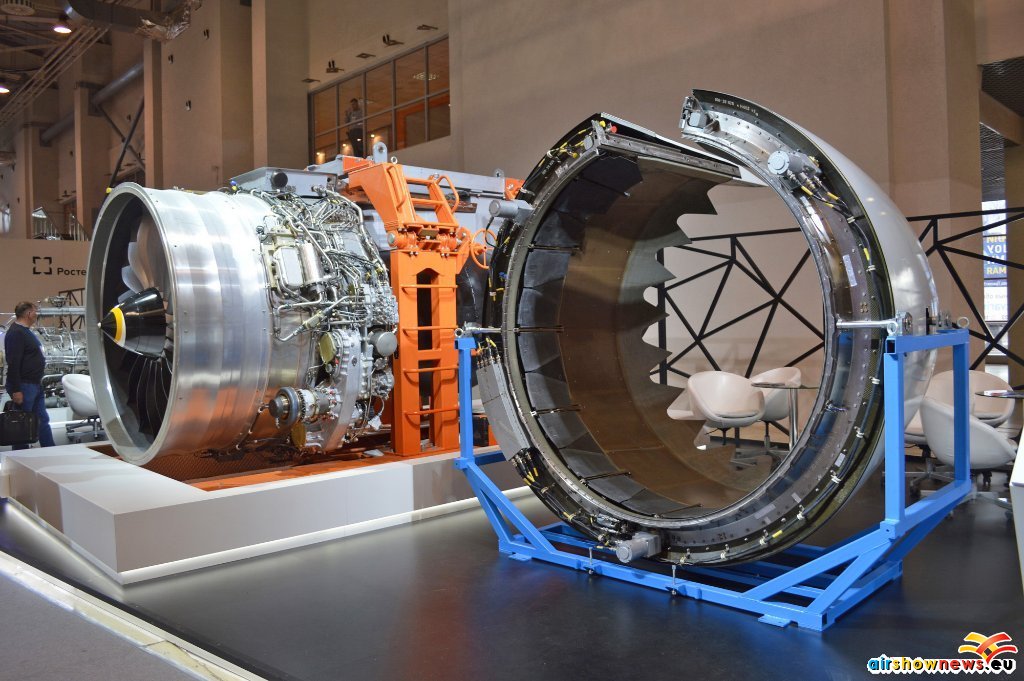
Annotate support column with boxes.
[1007,144,1024,388]
[886,0,984,360]
[143,39,163,188]
[251,0,308,169]
[10,90,59,238]
[74,84,108,236]
[25,125,59,237]
[13,125,59,238]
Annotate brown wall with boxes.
[160,2,255,189]
[0,0,1018,384]
[253,0,309,169]
[975,0,1024,64]
[0,239,90,315]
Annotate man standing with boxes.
[4,301,54,449]
[345,97,365,158]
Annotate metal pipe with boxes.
[93,61,145,108]
[66,0,198,42]
[36,307,85,317]
[40,61,143,145]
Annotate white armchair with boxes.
[62,374,104,443]
[920,396,1016,505]
[904,370,977,446]
[687,371,765,461]
[688,371,765,429]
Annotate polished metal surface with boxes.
[480,91,938,565]
[87,180,397,465]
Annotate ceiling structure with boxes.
[0,0,196,134]
[0,3,1016,203]
[983,56,1024,118]
[980,55,1024,204]
[0,1,114,131]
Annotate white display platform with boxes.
[0,443,525,584]
[1012,439,1024,595]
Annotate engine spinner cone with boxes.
[101,287,167,358]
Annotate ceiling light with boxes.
[0,85,10,94]
[417,24,437,31]
[355,52,375,59]
[52,14,71,34]
[1,1,35,17]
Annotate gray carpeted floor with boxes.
[0,574,197,681]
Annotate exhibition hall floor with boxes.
[0,469,1021,681]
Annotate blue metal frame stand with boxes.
[454,330,971,630]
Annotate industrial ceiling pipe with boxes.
[40,60,142,145]
[64,0,198,41]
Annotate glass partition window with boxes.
[982,200,1008,323]
[310,37,449,163]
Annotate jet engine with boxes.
[86,170,398,465]
[478,91,937,566]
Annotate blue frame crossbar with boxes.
[454,330,971,630]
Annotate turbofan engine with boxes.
[86,169,398,465]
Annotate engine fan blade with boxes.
[121,263,144,294]
[145,360,164,437]
[123,350,150,434]
[125,351,145,404]
[126,242,151,292]
[136,216,171,301]
[159,356,172,405]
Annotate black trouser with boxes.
[348,126,364,158]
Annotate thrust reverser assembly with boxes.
[478,91,937,565]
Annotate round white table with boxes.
[751,382,819,450]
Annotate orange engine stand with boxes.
[340,156,471,456]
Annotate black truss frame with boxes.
[912,205,1024,387]
[53,287,85,331]
[655,206,1024,389]
[654,227,824,384]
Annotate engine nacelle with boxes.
[479,91,937,566]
